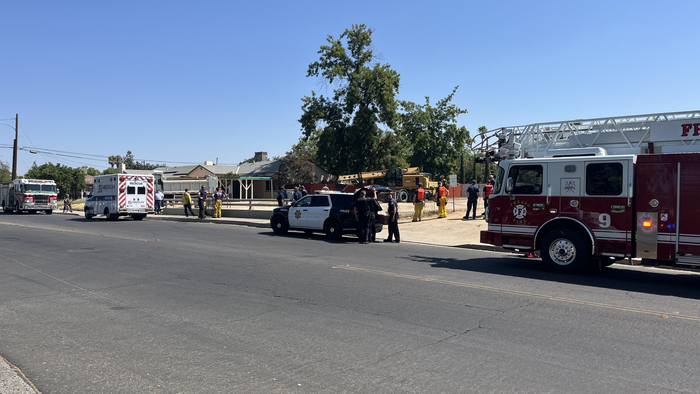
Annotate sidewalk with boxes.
[0,355,39,394]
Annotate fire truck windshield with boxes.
[493,167,505,194]
[21,184,57,193]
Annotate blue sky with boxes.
[2,0,699,175]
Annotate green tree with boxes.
[107,155,123,168]
[102,168,119,175]
[299,24,403,176]
[397,86,469,182]
[0,159,10,182]
[273,155,317,186]
[23,162,86,197]
[111,151,164,170]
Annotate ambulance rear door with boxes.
[123,178,148,213]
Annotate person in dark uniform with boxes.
[354,190,371,244]
[464,180,479,220]
[384,191,400,243]
[197,186,207,219]
[369,187,380,242]
[276,187,286,206]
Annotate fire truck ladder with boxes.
[472,110,700,159]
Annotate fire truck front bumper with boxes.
[480,230,501,246]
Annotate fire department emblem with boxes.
[564,180,577,194]
[513,204,527,220]
[294,210,302,219]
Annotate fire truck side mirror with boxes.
[506,178,513,194]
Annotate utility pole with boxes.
[12,114,18,180]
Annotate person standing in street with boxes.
[197,186,207,219]
[300,186,308,196]
[384,191,400,243]
[464,180,479,220]
[369,187,381,242]
[182,188,195,217]
[63,194,72,213]
[277,187,286,206]
[354,190,371,244]
[212,187,226,218]
[154,189,164,214]
[436,181,449,218]
[412,183,425,222]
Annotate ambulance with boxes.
[84,174,154,220]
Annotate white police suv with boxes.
[270,192,383,240]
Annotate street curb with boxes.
[147,215,510,252]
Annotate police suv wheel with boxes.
[324,220,342,240]
[271,216,288,235]
[541,229,590,273]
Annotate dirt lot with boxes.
[395,197,486,246]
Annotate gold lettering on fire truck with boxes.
[510,199,531,224]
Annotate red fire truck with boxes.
[476,110,700,272]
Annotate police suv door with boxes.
[288,195,312,228]
[306,195,331,229]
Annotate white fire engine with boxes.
[0,179,58,214]
[84,174,154,220]
[476,110,700,272]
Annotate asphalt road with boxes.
[1,214,700,394]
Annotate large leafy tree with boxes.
[24,162,86,197]
[300,24,403,176]
[0,159,10,182]
[398,86,469,182]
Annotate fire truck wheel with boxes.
[324,220,342,240]
[271,216,289,235]
[541,229,590,273]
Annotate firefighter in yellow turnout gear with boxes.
[213,187,227,218]
[437,181,448,218]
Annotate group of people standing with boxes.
[355,189,400,244]
[410,181,449,222]
[180,186,227,219]
[276,185,318,207]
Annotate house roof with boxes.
[153,160,283,179]
[238,161,282,176]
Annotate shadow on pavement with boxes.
[409,254,700,301]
